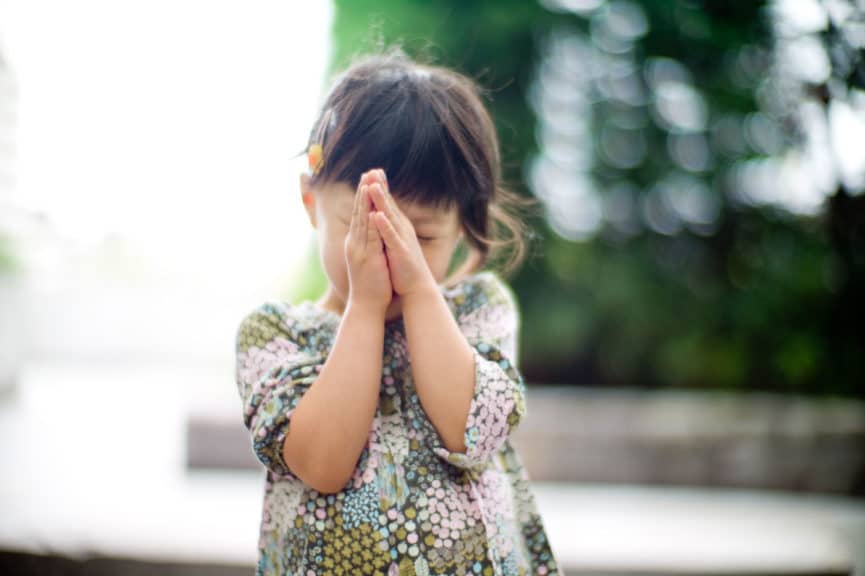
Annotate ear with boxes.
[299,172,317,229]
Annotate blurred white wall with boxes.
[0,0,331,366]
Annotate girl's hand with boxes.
[344,170,393,314]
[367,169,437,299]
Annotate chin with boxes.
[385,299,402,320]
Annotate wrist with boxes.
[402,275,441,308]
[345,298,388,323]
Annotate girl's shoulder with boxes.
[442,269,519,317]
[235,299,338,354]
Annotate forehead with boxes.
[327,182,456,225]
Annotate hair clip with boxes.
[308,143,325,175]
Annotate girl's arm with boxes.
[282,300,385,494]
[403,272,527,472]
[402,285,475,454]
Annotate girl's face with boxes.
[299,173,464,321]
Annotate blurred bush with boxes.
[320,0,864,398]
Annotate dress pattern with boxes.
[234,270,561,575]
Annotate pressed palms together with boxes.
[347,168,437,310]
[364,169,437,299]
[344,170,393,314]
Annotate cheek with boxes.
[321,222,349,258]
[421,244,454,280]
[318,229,350,289]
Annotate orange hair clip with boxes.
[308,143,325,175]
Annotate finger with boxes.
[369,169,384,194]
[385,190,412,237]
[357,186,368,244]
[374,211,402,251]
[363,187,380,241]
[376,178,406,228]
[369,183,402,233]
[360,170,377,189]
[357,172,377,205]
[363,180,373,213]
[348,186,359,242]
[368,182,385,212]
[373,170,391,203]
[367,212,382,247]
[351,185,366,245]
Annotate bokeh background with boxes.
[313,0,865,398]
[1,0,864,575]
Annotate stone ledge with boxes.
[190,387,865,494]
[511,387,865,494]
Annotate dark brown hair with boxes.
[297,45,541,285]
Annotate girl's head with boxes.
[299,46,538,318]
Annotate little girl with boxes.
[235,47,561,576]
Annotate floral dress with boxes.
[234,270,561,576]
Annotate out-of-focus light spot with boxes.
[645,57,693,87]
[658,172,721,229]
[771,0,829,36]
[668,132,712,173]
[528,27,604,242]
[597,60,646,106]
[824,0,857,27]
[551,33,598,81]
[604,1,648,39]
[727,45,771,91]
[652,81,707,132]
[644,57,707,132]
[781,35,832,84]
[536,122,594,171]
[842,20,865,48]
[799,100,839,196]
[729,153,829,216]
[744,112,786,155]
[528,77,591,136]
[528,155,603,241]
[590,0,648,54]
[829,96,865,194]
[600,124,646,169]
[540,0,606,15]
[641,183,682,236]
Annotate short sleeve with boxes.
[430,271,527,473]
[234,301,326,479]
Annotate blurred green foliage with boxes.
[0,233,21,275]
[312,0,864,398]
